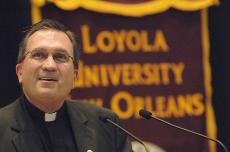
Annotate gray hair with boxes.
[17,19,80,69]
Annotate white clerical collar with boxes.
[44,112,57,122]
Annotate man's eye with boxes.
[54,53,68,62]
[31,52,47,60]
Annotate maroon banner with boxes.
[34,2,215,152]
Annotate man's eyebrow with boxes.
[30,48,69,54]
[29,47,45,52]
[54,49,69,54]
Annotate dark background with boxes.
[0,0,229,151]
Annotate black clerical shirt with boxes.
[21,96,78,152]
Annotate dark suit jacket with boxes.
[0,97,131,152]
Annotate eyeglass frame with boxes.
[22,49,74,64]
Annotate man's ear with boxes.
[16,64,23,84]
[72,69,78,89]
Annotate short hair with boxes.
[17,19,80,69]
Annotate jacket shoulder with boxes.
[67,100,117,119]
[0,100,20,122]
[0,99,21,144]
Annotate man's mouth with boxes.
[38,77,58,82]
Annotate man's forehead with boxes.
[26,29,73,52]
[28,29,69,40]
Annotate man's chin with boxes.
[38,82,58,88]
[37,88,59,97]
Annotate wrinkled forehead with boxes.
[26,29,74,55]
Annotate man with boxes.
[0,19,131,152]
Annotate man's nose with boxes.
[42,55,57,71]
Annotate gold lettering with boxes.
[152,30,169,52]
[126,30,141,52]
[113,30,126,52]
[154,96,167,117]
[132,64,143,85]
[81,25,169,54]
[107,64,122,86]
[166,96,180,117]
[84,65,100,87]
[122,64,132,85]
[133,96,145,118]
[109,91,205,120]
[171,63,185,85]
[141,31,152,52]
[177,94,194,116]
[100,64,109,87]
[160,63,170,85]
[75,62,185,88]
[143,63,161,85]
[111,91,134,119]
[97,31,115,53]
[192,93,205,116]
[81,25,97,54]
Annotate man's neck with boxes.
[24,93,65,113]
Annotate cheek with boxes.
[21,63,39,83]
[69,71,76,83]
[21,69,33,84]
[61,67,75,83]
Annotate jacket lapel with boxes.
[12,126,45,152]
[10,99,47,152]
[67,102,96,152]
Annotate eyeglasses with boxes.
[24,49,74,63]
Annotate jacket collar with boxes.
[10,97,96,152]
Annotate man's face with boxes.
[16,29,77,107]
